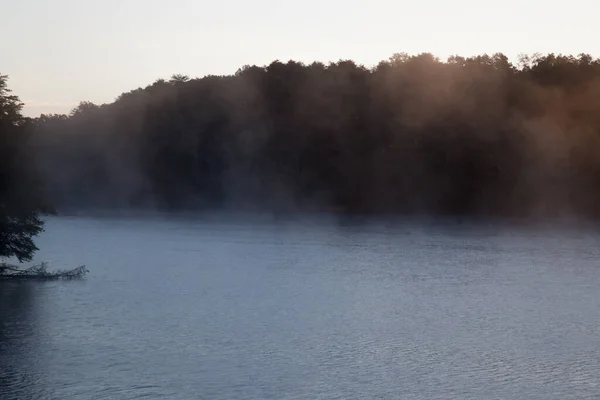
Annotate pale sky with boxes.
[2,0,598,117]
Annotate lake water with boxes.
[1,214,600,399]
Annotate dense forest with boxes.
[7,52,600,219]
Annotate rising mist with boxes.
[20,52,600,220]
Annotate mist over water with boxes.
[5,23,600,400]
[2,215,599,399]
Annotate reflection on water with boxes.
[1,215,600,399]
[0,282,46,399]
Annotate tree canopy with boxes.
[16,52,600,219]
[0,75,44,262]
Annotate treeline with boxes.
[24,53,600,218]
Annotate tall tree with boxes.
[0,74,44,263]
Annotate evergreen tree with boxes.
[0,74,44,263]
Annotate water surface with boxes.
[1,215,600,399]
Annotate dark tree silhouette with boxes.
[0,75,44,262]
[20,52,600,220]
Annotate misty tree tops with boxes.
[11,52,600,219]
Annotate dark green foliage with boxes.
[0,210,43,262]
[23,52,600,218]
[0,75,45,263]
